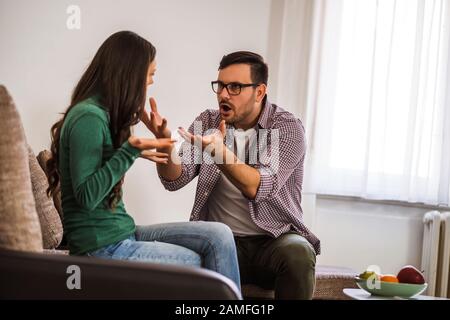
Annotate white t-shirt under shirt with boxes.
[206,127,267,236]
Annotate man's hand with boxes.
[140,97,171,139]
[177,120,227,158]
[178,120,259,198]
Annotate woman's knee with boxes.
[202,221,233,239]
[197,221,235,248]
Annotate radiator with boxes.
[421,211,450,297]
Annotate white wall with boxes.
[304,195,427,275]
[0,0,271,224]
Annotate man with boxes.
[140,51,320,299]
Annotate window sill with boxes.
[313,193,450,212]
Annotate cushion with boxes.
[0,85,43,252]
[36,149,63,218]
[28,145,63,249]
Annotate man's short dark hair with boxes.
[219,51,269,85]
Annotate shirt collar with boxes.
[257,97,272,129]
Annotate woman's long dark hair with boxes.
[46,31,156,209]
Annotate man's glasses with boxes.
[211,81,260,96]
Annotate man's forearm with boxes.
[156,145,182,181]
[216,147,260,199]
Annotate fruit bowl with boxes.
[355,277,428,298]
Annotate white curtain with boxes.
[270,0,450,206]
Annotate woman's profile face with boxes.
[147,60,156,87]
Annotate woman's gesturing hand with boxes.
[139,150,169,164]
[128,136,176,150]
[140,97,172,139]
[128,136,176,164]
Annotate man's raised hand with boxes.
[177,120,226,157]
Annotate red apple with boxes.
[397,265,425,284]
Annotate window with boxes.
[305,0,450,206]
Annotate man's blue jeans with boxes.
[86,221,241,290]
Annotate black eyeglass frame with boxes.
[211,81,260,96]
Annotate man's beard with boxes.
[220,96,255,125]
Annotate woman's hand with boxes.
[140,97,172,139]
[139,150,169,164]
[128,136,176,164]
[128,136,176,150]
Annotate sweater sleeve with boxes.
[68,113,141,211]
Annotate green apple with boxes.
[359,270,379,280]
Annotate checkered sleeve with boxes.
[254,118,306,203]
[158,162,197,191]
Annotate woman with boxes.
[46,31,240,289]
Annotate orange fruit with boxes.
[380,274,399,283]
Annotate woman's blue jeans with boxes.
[86,221,241,290]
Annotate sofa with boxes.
[0,85,357,300]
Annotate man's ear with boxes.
[256,84,267,103]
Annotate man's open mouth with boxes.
[220,104,232,112]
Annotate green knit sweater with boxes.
[59,97,140,255]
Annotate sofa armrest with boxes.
[0,248,242,300]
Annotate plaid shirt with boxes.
[159,99,321,255]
